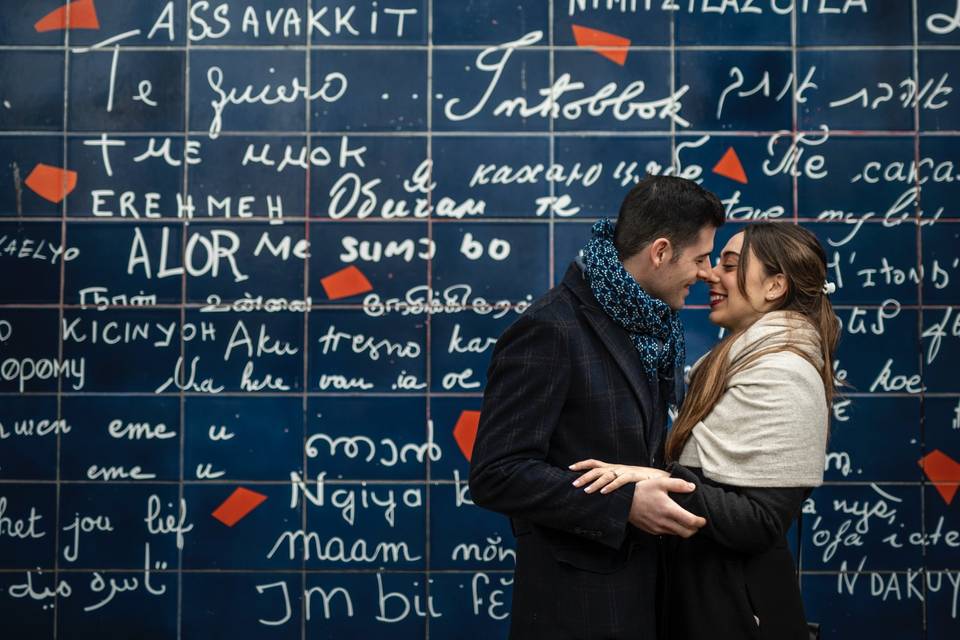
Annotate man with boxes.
[469,175,725,639]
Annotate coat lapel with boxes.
[580,306,655,434]
[563,265,655,438]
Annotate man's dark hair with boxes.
[614,175,725,260]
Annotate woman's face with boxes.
[707,232,778,331]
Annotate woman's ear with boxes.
[764,273,788,303]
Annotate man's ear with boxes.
[648,238,672,268]
[764,273,788,303]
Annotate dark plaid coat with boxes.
[470,263,672,639]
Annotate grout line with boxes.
[9,215,960,224]
[669,8,677,180]
[3,390,957,398]
[5,44,958,52]
[548,1,556,287]
[176,2,192,637]
[790,5,799,226]
[51,4,71,637]
[10,129,960,137]
[911,2,928,637]
[424,2,434,636]
[301,2,312,637]
[0,566,938,574]
[0,477,946,487]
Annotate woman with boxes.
[572,222,838,640]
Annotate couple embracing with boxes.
[470,176,837,640]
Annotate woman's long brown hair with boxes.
[664,223,841,462]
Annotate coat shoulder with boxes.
[516,281,582,331]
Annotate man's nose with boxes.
[698,262,718,283]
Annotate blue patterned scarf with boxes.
[581,219,686,386]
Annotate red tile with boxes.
[211,487,268,527]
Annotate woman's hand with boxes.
[568,459,669,494]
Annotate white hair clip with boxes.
[822,281,837,295]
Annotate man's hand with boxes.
[628,477,706,538]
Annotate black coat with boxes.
[665,464,811,640]
[470,263,673,639]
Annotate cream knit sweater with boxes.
[677,311,829,488]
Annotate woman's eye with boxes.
[722,264,737,271]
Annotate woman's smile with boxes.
[709,291,727,308]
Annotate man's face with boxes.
[643,226,716,311]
